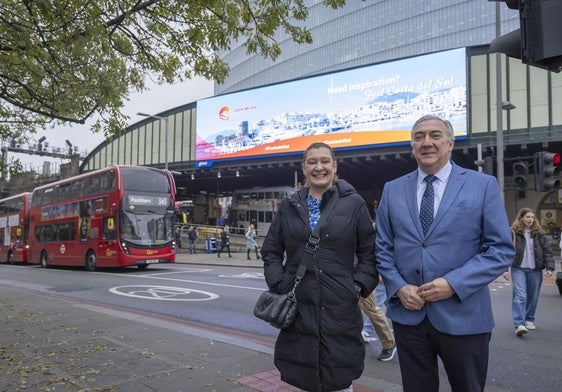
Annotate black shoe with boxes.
[256,257,261,260]
[247,257,251,260]
[378,346,396,362]
[217,254,221,258]
[229,255,233,257]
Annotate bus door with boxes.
[95,215,119,266]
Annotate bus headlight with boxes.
[121,242,130,255]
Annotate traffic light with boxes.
[65,139,73,156]
[475,156,494,176]
[37,136,46,152]
[535,151,561,191]
[489,0,562,73]
[513,161,528,188]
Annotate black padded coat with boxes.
[511,230,555,271]
[261,180,377,392]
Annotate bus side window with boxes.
[58,222,76,241]
[38,225,54,242]
[249,210,257,226]
[102,217,116,240]
[265,211,273,223]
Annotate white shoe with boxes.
[361,331,377,343]
[515,325,528,337]
[525,321,536,330]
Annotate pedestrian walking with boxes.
[174,226,182,253]
[245,224,260,260]
[217,226,233,258]
[188,226,198,254]
[502,207,554,336]
[359,291,396,361]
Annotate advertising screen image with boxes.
[195,48,467,163]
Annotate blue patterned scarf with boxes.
[307,195,321,231]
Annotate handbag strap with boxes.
[294,186,339,281]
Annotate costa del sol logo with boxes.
[218,106,231,121]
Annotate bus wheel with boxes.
[40,251,49,268]
[7,252,14,264]
[137,264,148,271]
[85,251,97,272]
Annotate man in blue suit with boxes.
[375,115,515,392]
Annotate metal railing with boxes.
[175,223,263,253]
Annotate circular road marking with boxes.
[109,285,218,301]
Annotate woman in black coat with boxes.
[217,226,232,257]
[261,142,377,392]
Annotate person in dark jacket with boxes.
[187,226,198,254]
[502,207,554,336]
[217,226,232,258]
[174,226,182,253]
[261,142,377,392]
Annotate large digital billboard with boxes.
[195,48,467,164]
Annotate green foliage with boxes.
[0,0,347,144]
[0,0,349,179]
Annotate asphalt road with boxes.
[0,263,278,338]
[1,261,561,391]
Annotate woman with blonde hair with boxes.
[503,207,554,336]
[245,223,260,260]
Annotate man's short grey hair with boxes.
[410,115,455,144]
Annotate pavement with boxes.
[0,251,394,392]
[1,249,560,392]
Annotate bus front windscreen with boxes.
[121,192,175,246]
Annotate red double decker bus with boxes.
[0,192,32,264]
[29,165,177,271]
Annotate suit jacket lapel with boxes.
[405,171,424,237]
[427,163,466,236]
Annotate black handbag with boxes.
[253,284,299,329]
[253,188,338,329]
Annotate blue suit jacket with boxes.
[375,162,515,335]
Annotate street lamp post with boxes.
[495,2,504,201]
[137,112,169,171]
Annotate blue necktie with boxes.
[420,175,436,235]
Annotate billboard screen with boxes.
[195,48,467,163]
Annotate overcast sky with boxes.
[11,76,214,173]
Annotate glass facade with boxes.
[80,2,562,177]
[468,49,562,141]
[215,0,519,95]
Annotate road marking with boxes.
[137,276,265,291]
[101,270,267,291]
[139,269,213,276]
[218,272,264,279]
[109,285,218,301]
